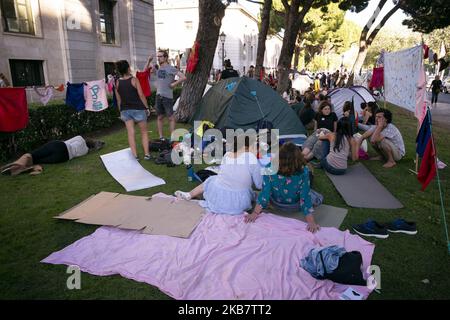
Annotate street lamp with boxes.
[219,31,226,68]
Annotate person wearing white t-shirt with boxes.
[1,136,105,176]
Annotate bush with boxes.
[0,87,182,161]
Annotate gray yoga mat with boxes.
[325,163,403,209]
[266,204,348,229]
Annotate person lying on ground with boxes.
[317,117,359,175]
[244,142,320,233]
[1,136,105,176]
[174,134,263,215]
[355,108,405,168]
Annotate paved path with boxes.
[429,92,450,130]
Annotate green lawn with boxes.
[0,105,449,299]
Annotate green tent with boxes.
[190,77,306,135]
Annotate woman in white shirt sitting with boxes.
[175,134,263,215]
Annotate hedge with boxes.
[0,88,182,162]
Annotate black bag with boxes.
[195,169,217,182]
[319,251,366,286]
[154,150,176,167]
[149,139,171,152]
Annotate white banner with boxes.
[384,45,423,114]
[100,148,165,192]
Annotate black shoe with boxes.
[386,219,417,235]
[352,219,389,239]
[144,154,153,161]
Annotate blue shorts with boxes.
[120,109,147,123]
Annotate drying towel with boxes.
[34,86,54,106]
[369,67,384,89]
[84,79,108,112]
[0,87,28,132]
[136,69,151,97]
[66,82,86,112]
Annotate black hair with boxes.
[367,101,379,114]
[343,101,352,113]
[360,102,368,110]
[115,60,130,76]
[158,50,169,58]
[319,94,327,101]
[376,108,392,123]
[334,117,352,153]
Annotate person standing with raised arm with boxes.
[153,50,186,140]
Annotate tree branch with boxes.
[243,0,265,5]
[367,4,400,44]
[361,0,387,38]
[281,0,289,11]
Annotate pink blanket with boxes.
[42,197,375,300]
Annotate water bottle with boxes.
[187,165,193,182]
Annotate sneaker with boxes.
[144,154,153,161]
[386,219,417,235]
[352,219,389,239]
[174,190,192,200]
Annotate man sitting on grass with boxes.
[356,108,405,168]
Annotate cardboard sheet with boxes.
[56,193,204,238]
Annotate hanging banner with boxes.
[384,45,423,114]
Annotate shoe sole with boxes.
[387,229,417,235]
[353,228,389,239]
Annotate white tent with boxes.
[173,84,212,111]
[327,86,376,118]
[292,74,314,94]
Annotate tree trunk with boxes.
[175,0,226,122]
[348,0,389,86]
[255,0,272,80]
[277,0,313,94]
[293,45,301,71]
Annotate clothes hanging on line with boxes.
[136,69,152,97]
[0,87,29,132]
[33,86,54,106]
[369,67,384,89]
[107,75,115,94]
[84,79,108,112]
[66,82,86,112]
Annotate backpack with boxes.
[149,139,172,152]
[154,149,176,167]
[319,251,366,286]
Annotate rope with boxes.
[427,107,450,254]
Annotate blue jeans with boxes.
[120,109,147,123]
[320,140,346,175]
[431,91,439,104]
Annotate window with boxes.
[9,59,44,87]
[104,62,115,81]
[99,0,116,44]
[1,0,34,34]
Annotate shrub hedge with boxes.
[0,88,182,162]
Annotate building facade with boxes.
[0,0,156,101]
[154,0,282,77]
